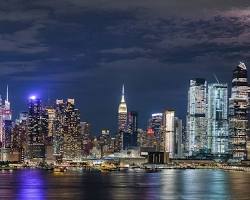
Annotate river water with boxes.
[0,169,249,199]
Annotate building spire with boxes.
[121,84,125,102]
[6,85,8,102]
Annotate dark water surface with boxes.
[0,169,250,199]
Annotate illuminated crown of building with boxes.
[118,84,127,114]
[238,61,247,70]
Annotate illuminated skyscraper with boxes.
[186,78,207,156]
[128,111,138,146]
[12,112,28,162]
[174,117,183,158]
[63,99,81,161]
[163,110,175,158]
[1,86,12,150]
[81,121,91,156]
[3,85,11,121]
[3,120,12,148]
[53,100,65,162]
[207,83,228,156]
[123,111,138,149]
[118,84,127,132]
[27,97,48,160]
[229,62,249,160]
[46,107,56,138]
[148,113,163,151]
[149,113,162,135]
[117,84,127,151]
[0,96,4,148]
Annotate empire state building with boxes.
[118,84,127,132]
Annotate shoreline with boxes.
[1,165,250,173]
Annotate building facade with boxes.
[186,78,207,156]
[123,111,138,149]
[174,117,183,158]
[148,113,163,151]
[62,99,81,161]
[53,99,65,161]
[207,83,229,156]
[117,84,127,151]
[229,62,249,160]
[27,97,48,160]
[163,110,175,158]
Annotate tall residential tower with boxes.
[186,78,207,156]
[207,83,229,156]
[229,62,249,160]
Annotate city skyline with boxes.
[0,63,247,135]
[1,2,250,199]
[0,1,250,133]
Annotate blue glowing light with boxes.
[30,95,36,100]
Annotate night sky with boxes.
[1,0,250,134]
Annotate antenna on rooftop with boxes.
[213,74,220,84]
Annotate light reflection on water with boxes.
[17,170,46,200]
[0,169,249,199]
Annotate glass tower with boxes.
[229,62,249,160]
[27,97,48,160]
[163,110,175,158]
[207,83,228,156]
[186,78,207,156]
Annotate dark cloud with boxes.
[0,0,249,133]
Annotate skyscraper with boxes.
[53,99,65,162]
[81,121,92,156]
[0,96,3,148]
[46,107,56,138]
[127,111,138,147]
[123,111,138,149]
[174,117,183,158]
[12,112,28,162]
[207,83,228,156]
[117,84,127,151]
[148,113,163,151]
[3,85,11,121]
[118,84,127,132]
[63,99,81,161]
[1,86,12,150]
[27,97,48,160]
[229,62,249,160]
[186,78,207,156]
[163,110,175,158]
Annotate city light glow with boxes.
[29,95,36,100]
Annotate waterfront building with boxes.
[53,99,64,162]
[12,112,28,162]
[174,117,183,158]
[186,78,207,156]
[62,99,81,161]
[27,97,48,160]
[207,83,229,156]
[229,62,249,160]
[162,110,175,158]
